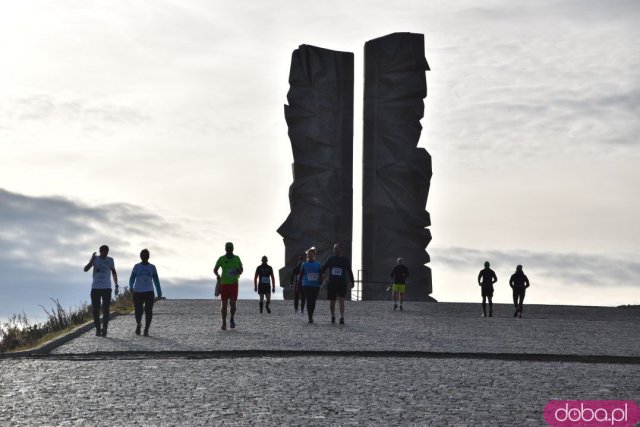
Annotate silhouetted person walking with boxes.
[478,261,497,317]
[321,243,355,324]
[390,258,409,311]
[254,256,276,314]
[290,255,305,314]
[214,242,243,330]
[83,245,119,337]
[297,247,322,323]
[129,249,162,336]
[509,265,530,318]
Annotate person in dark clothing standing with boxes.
[321,243,355,325]
[478,261,498,317]
[290,255,305,315]
[390,258,409,311]
[254,256,276,314]
[509,265,530,318]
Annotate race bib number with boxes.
[227,268,237,277]
[307,273,319,281]
[331,267,343,276]
[261,277,270,284]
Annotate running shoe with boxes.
[331,316,336,324]
[95,329,101,337]
[400,306,403,311]
[339,317,345,325]
[221,323,227,331]
[266,306,271,314]
[135,324,141,335]
[393,304,397,311]
[101,329,108,337]
[143,329,149,337]
[230,318,236,329]
[514,310,518,318]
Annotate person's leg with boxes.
[513,289,519,317]
[300,287,306,313]
[339,297,345,318]
[259,293,264,314]
[101,289,111,335]
[133,292,144,334]
[294,287,299,312]
[265,292,271,313]
[482,295,487,316]
[143,292,154,335]
[90,290,102,335]
[308,287,319,322]
[518,291,525,316]
[393,288,398,309]
[488,295,493,317]
[329,299,336,321]
[399,291,404,309]
[230,298,237,328]
[221,298,228,329]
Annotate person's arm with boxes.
[348,265,355,289]
[254,268,259,292]
[524,275,530,289]
[271,269,276,293]
[509,275,515,288]
[111,264,119,288]
[83,252,96,272]
[153,269,162,298]
[492,271,498,284]
[213,259,221,279]
[129,270,137,292]
[478,270,482,285]
[237,258,243,276]
[297,264,305,287]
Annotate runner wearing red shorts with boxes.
[214,242,243,330]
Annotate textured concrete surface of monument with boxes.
[278,45,354,299]
[362,33,432,301]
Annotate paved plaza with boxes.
[1,300,639,426]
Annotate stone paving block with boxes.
[49,300,640,357]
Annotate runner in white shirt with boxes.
[83,245,119,337]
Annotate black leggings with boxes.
[90,288,111,331]
[294,286,306,311]
[302,287,320,320]
[133,291,155,327]
[513,289,526,313]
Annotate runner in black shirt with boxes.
[477,261,498,317]
[254,256,276,314]
[290,255,305,314]
[321,243,355,324]
[509,265,530,318]
[390,258,409,311]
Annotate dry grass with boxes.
[1,287,134,353]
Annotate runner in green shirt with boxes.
[214,242,243,330]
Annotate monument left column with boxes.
[278,45,354,299]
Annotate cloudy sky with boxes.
[1,0,639,321]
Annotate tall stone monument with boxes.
[362,33,433,301]
[278,45,354,298]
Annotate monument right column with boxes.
[362,33,433,302]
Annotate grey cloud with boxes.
[433,246,640,288]
[0,188,181,321]
[3,95,148,128]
